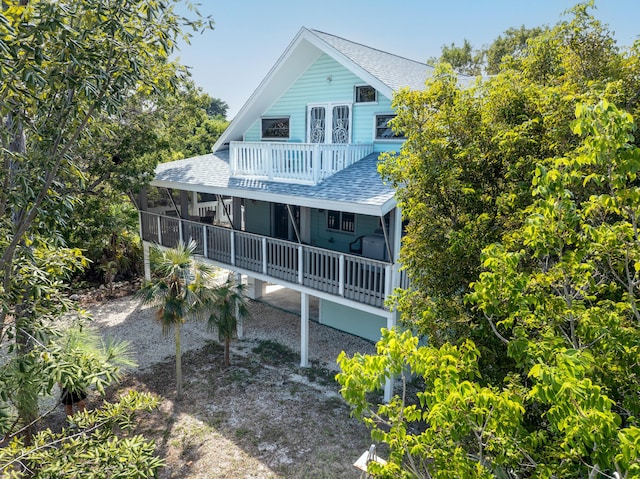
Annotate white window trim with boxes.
[373,112,405,142]
[306,102,353,144]
[261,116,291,141]
[354,84,378,104]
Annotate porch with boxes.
[139,211,397,310]
[229,141,374,185]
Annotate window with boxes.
[375,114,405,140]
[327,210,355,233]
[261,117,290,139]
[355,85,377,103]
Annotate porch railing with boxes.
[140,211,391,308]
[229,141,374,185]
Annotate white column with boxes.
[245,277,265,300]
[383,312,397,403]
[143,242,151,281]
[300,292,310,367]
[236,273,244,339]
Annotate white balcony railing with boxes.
[229,141,374,185]
[139,211,391,309]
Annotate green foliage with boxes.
[435,39,484,76]
[345,100,640,477]
[138,240,217,399]
[0,0,211,472]
[380,3,638,360]
[0,391,163,479]
[337,329,525,478]
[206,274,250,366]
[347,4,640,477]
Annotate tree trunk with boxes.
[175,324,182,401]
[224,336,230,367]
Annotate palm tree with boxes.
[137,240,214,400]
[207,274,250,367]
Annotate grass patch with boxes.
[252,339,299,365]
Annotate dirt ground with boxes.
[112,339,375,478]
[59,289,383,478]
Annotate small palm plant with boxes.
[137,240,214,400]
[206,274,250,367]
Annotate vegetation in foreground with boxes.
[339,4,640,478]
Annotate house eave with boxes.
[213,27,397,153]
[150,178,394,217]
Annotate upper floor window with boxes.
[261,117,290,139]
[375,114,405,140]
[355,85,377,103]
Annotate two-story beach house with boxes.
[138,28,446,382]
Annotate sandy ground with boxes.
[84,292,376,373]
[49,291,382,478]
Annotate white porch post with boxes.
[383,205,404,403]
[246,277,265,300]
[300,292,310,367]
[236,272,244,339]
[383,312,397,402]
[143,242,151,281]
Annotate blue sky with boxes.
[175,0,639,118]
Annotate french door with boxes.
[307,103,351,144]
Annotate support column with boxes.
[235,273,244,339]
[246,277,265,300]
[179,190,189,219]
[143,242,151,281]
[383,312,397,403]
[300,207,311,244]
[300,292,310,367]
[232,197,242,230]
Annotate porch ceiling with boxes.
[151,151,397,216]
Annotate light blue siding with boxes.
[309,210,384,253]
[319,299,386,342]
[245,54,402,152]
[244,200,271,235]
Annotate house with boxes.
[138,28,453,389]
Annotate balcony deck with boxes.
[230,141,374,185]
[140,211,396,310]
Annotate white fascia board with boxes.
[150,179,392,217]
[213,27,397,152]
[213,28,322,151]
[302,30,395,100]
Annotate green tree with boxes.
[137,240,216,400]
[0,0,211,453]
[484,25,546,74]
[431,26,545,76]
[339,99,640,479]
[379,3,636,360]
[206,274,250,367]
[434,38,483,76]
[0,391,163,479]
[60,76,229,285]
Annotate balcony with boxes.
[140,211,393,309]
[229,141,374,185]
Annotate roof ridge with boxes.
[309,28,431,68]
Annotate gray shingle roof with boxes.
[310,29,434,92]
[153,150,395,213]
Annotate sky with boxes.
[174,0,639,119]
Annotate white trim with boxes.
[142,241,394,316]
[212,27,396,152]
[260,115,291,141]
[306,102,353,144]
[151,179,396,216]
[354,84,378,104]
[373,112,405,141]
